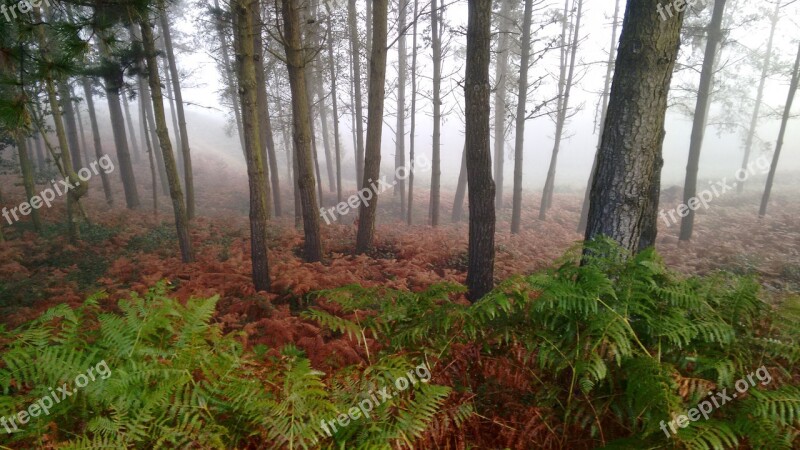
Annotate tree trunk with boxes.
[429,0,442,226]
[355,0,388,254]
[82,77,114,205]
[407,0,419,226]
[740,0,779,194]
[326,0,343,204]
[493,0,513,209]
[679,0,727,241]
[59,81,84,171]
[140,18,195,263]
[452,143,467,222]
[142,103,159,215]
[161,47,183,171]
[33,126,46,175]
[540,0,583,219]
[465,0,495,302]
[214,0,247,155]
[252,4,281,217]
[584,0,685,254]
[394,0,408,218]
[159,4,195,220]
[16,135,42,232]
[760,42,800,218]
[72,85,92,167]
[510,0,534,234]
[578,0,620,233]
[232,0,272,291]
[120,87,141,163]
[347,0,366,186]
[281,0,323,262]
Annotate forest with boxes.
[0,0,799,448]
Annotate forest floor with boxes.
[1,157,798,365]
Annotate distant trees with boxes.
[585,0,686,253]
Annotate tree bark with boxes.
[760,42,800,218]
[82,77,114,205]
[429,0,442,226]
[281,0,323,262]
[159,3,196,220]
[347,0,366,186]
[578,0,620,233]
[355,0,388,254]
[493,0,513,209]
[584,0,685,254]
[232,0,272,291]
[465,0,495,302]
[510,0,534,234]
[451,143,467,222]
[679,0,727,241]
[140,18,195,263]
[740,0,779,194]
[394,0,408,218]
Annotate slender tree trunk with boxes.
[578,0,620,233]
[394,0,408,218]
[740,0,780,194]
[82,78,114,205]
[429,0,442,226]
[465,0,495,302]
[584,0,685,254]
[72,85,92,167]
[159,4,195,219]
[281,0,323,261]
[161,47,183,171]
[59,81,84,171]
[16,135,42,231]
[233,0,272,291]
[214,0,247,154]
[33,126,46,174]
[452,143,467,222]
[540,0,583,219]
[347,0,366,186]
[252,4,281,217]
[326,0,343,203]
[355,0,388,254]
[679,0,727,241]
[493,0,513,209]
[760,42,800,218]
[407,0,419,226]
[307,87,325,204]
[142,104,159,215]
[510,0,534,234]
[121,87,141,163]
[140,18,195,263]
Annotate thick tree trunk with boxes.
[394,0,408,218]
[407,0,419,226]
[233,0,272,291]
[510,0,534,234]
[584,0,685,254]
[326,0,343,203]
[347,0,366,186]
[281,0,323,261]
[429,0,442,226]
[760,42,800,218]
[252,5,281,217]
[578,0,620,233]
[452,143,467,222]
[540,0,583,219]
[355,0,389,254]
[465,0,495,302]
[679,0,727,241]
[140,18,195,263]
[82,78,114,205]
[493,0,513,209]
[159,5,196,219]
[740,0,780,194]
